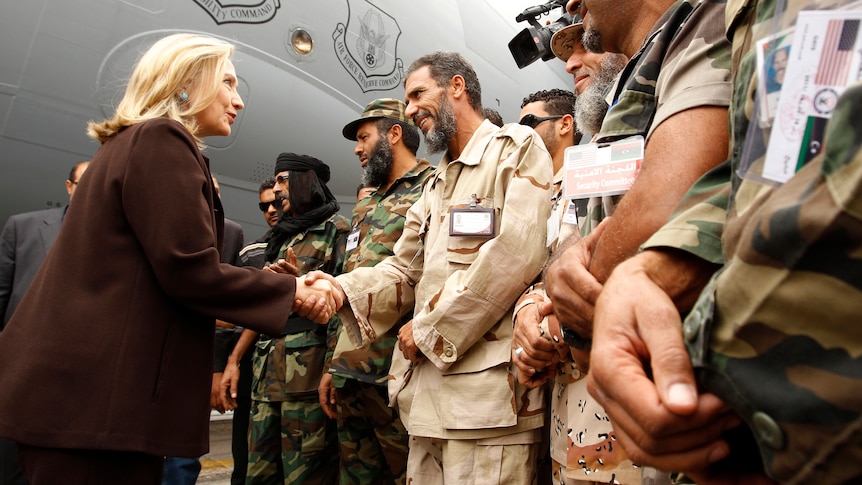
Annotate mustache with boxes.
[413,110,432,125]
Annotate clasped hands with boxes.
[264,250,346,324]
[511,295,568,388]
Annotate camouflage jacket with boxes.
[336,120,553,439]
[643,0,862,482]
[251,214,350,402]
[327,159,434,387]
[578,0,733,236]
[553,0,732,480]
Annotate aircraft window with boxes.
[290,29,314,56]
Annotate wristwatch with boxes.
[559,325,592,351]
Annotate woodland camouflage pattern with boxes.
[247,214,349,484]
[555,0,733,482]
[326,159,432,485]
[328,158,434,386]
[644,0,862,482]
[577,0,733,236]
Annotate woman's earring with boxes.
[180,92,189,101]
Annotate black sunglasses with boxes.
[519,114,563,129]
[258,200,279,212]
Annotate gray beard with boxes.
[575,54,628,135]
[424,96,457,154]
[362,137,394,188]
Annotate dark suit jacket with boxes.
[0,206,65,326]
[222,218,244,266]
[0,119,297,457]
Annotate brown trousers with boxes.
[17,444,163,485]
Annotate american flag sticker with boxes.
[816,19,860,86]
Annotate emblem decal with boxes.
[194,0,281,25]
[333,0,403,92]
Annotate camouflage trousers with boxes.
[406,431,540,485]
[551,459,675,485]
[333,378,408,485]
[246,396,338,485]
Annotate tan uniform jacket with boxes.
[337,120,553,440]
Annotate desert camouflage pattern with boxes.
[247,214,348,484]
[557,0,733,482]
[643,0,862,482]
[329,158,434,386]
[336,120,553,441]
[515,169,640,483]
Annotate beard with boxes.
[582,26,604,54]
[423,95,457,154]
[540,122,558,156]
[575,54,628,135]
[362,136,394,188]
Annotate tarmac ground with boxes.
[197,413,235,485]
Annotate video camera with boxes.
[508,0,572,69]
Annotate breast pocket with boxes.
[443,201,499,267]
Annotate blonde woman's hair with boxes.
[87,33,235,145]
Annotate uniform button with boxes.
[368,228,374,233]
[444,347,453,358]
[378,203,384,207]
[752,411,785,449]
[683,311,701,342]
[357,256,363,262]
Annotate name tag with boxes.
[449,206,495,237]
[563,200,579,225]
[345,228,360,252]
[563,135,643,199]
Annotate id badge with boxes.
[563,200,579,225]
[449,196,495,237]
[345,228,360,252]
[546,215,559,248]
[563,135,643,199]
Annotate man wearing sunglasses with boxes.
[211,177,278,485]
[511,25,638,484]
[537,0,733,481]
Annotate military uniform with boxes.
[336,120,553,482]
[247,213,350,485]
[510,167,578,485]
[549,0,733,483]
[326,159,433,484]
[642,0,862,482]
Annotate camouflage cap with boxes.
[342,98,415,141]
[550,16,585,62]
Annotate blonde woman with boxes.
[0,33,338,484]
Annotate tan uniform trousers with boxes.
[407,429,541,485]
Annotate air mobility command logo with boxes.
[194,0,281,25]
[333,0,404,92]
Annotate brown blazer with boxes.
[0,118,295,457]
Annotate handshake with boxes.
[266,255,345,324]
